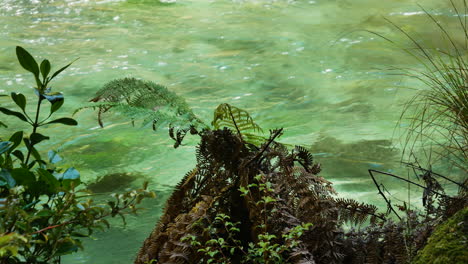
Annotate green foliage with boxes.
[384,0,468,172]
[412,207,468,264]
[0,47,155,264]
[83,79,266,147]
[212,103,264,145]
[78,77,205,132]
[183,176,313,264]
[135,106,383,264]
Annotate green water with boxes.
[0,0,463,263]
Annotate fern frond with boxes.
[81,77,205,131]
[211,103,264,144]
[293,146,320,174]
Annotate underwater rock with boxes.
[86,172,142,193]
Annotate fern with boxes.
[77,77,205,131]
[136,108,384,264]
[211,103,264,145]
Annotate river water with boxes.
[0,0,463,263]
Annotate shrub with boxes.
[0,47,155,264]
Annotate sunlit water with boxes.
[0,0,464,263]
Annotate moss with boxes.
[412,207,468,264]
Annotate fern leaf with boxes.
[211,103,264,144]
[80,77,205,131]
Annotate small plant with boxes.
[0,47,155,264]
[183,175,313,264]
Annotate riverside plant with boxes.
[388,0,468,173]
[81,74,467,263]
[182,175,313,264]
[0,47,155,264]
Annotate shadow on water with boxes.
[86,172,146,193]
[310,135,400,193]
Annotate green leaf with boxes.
[50,59,77,81]
[44,117,77,126]
[0,120,7,128]
[23,138,43,162]
[30,133,50,146]
[0,169,16,188]
[35,209,53,217]
[40,59,51,79]
[0,107,29,122]
[36,168,59,194]
[71,232,90,238]
[54,238,79,256]
[30,146,43,163]
[50,98,64,114]
[0,141,12,155]
[10,168,36,188]
[8,131,23,152]
[16,46,39,77]
[11,150,24,163]
[11,93,26,111]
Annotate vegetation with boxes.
[0,47,155,264]
[182,176,313,264]
[126,99,465,264]
[412,207,468,264]
[79,34,466,263]
[0,1,467,263]
[129,102,382,264]
[77,77,205,133]
[385,0,468,173]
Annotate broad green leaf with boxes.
[11,150,24,162]
[50,59,78,81]
[54,238,79,256]
[10,168,36,188]
[0,141,12,155]
[0,107,29,122]
[0,169,16,188]
[16,46,39,77]
[0,120,7,128]
[30,133,50,146]
[44,117,77,126]
[8,131,23,152]
[50,98,64,114]
[11,93,26,111]
[30,146,43,163]
[37,168,59,194]
[35,209,53,217]
[40,59,51,79]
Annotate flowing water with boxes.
[0,0,464,263]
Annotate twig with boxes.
[246,128,283,166]
[402,162,468,190]
[369,169,450,198]
[368,170,402,220]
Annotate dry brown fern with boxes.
[135,104,383,264]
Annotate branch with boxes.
[368,170,402,221]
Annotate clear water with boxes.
[0,0,463,263]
